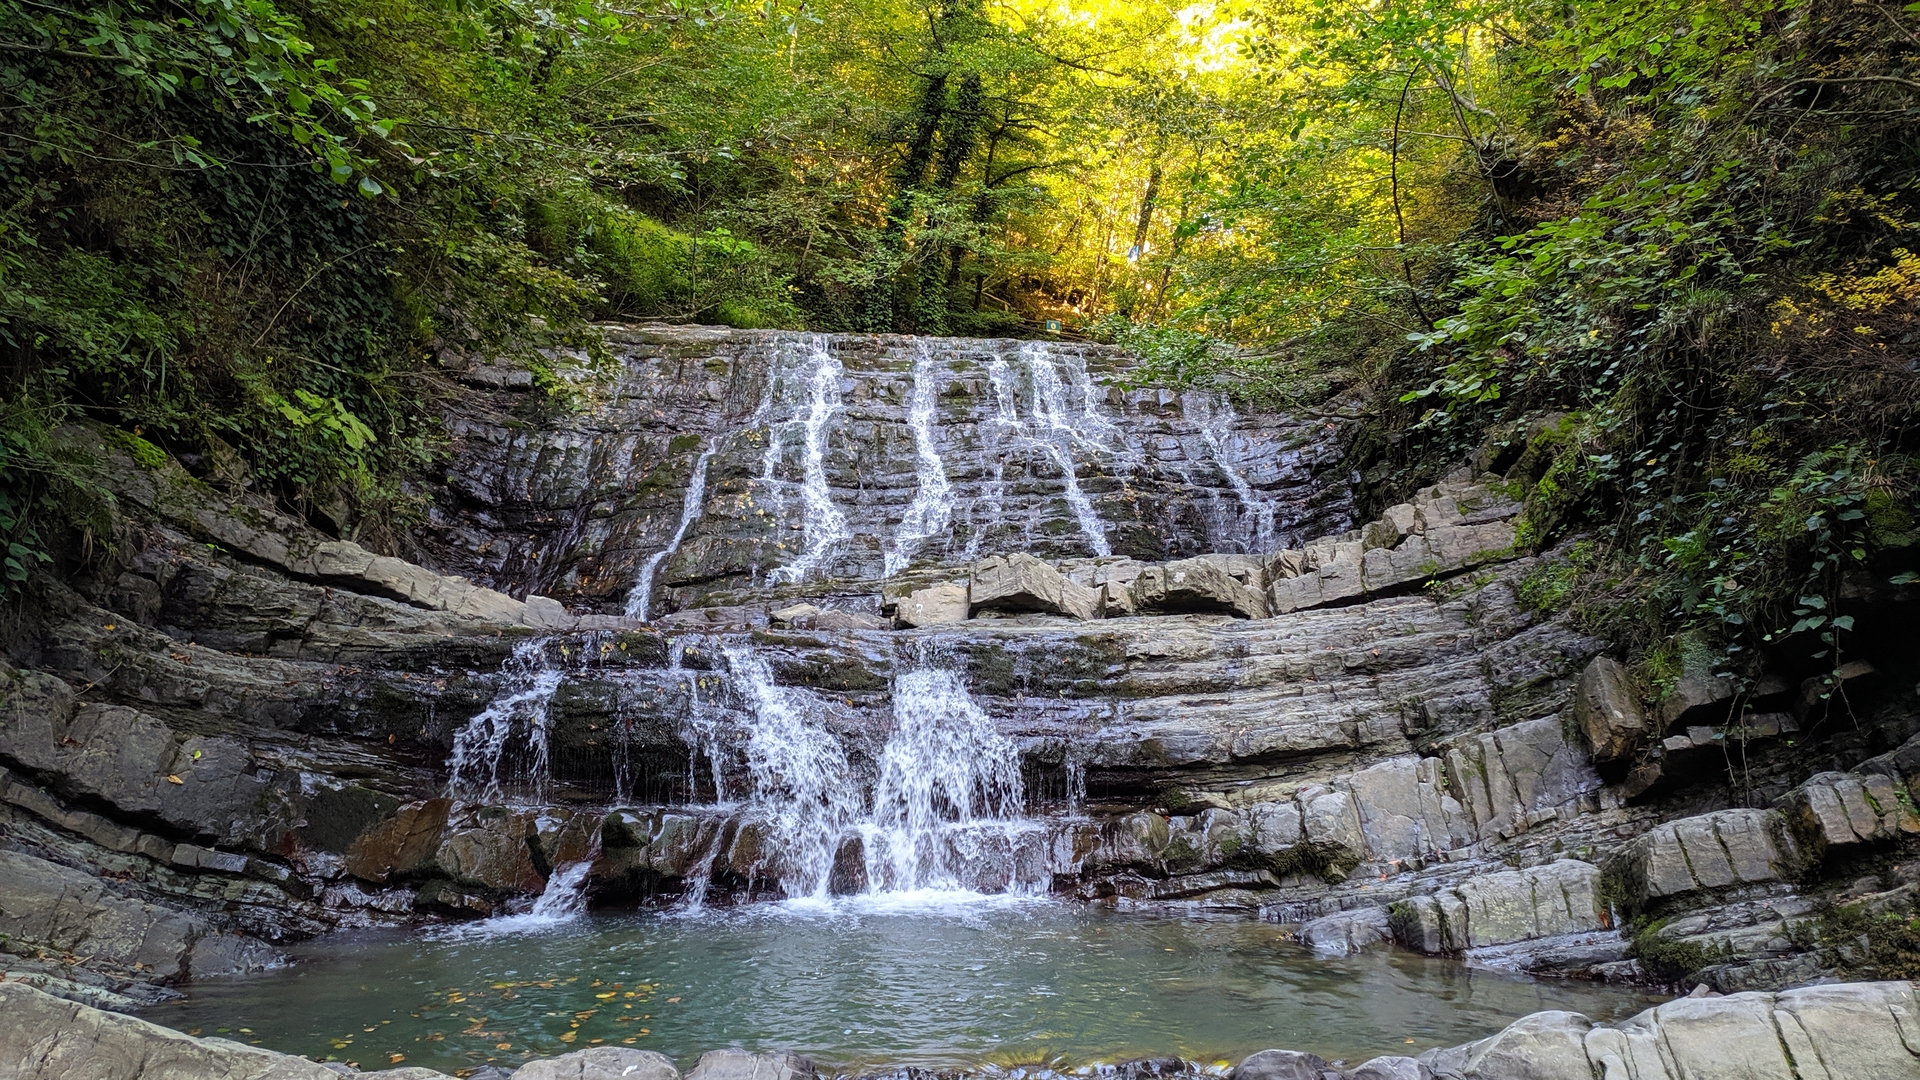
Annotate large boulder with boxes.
[1390,860,1607,954]
[969,553,1101,620]
[1411,979,1920,1079]
[1129,557,1268,619]
[894,583,970,627]
[1297,906,1391,956]
[1570,656,1647,764]
[1604,808,1795,917]
[684,1050,815,1080]
[1783,770,1920,861]
[511,1047,678,1080]
[0,982,384,1079]
[1230,1049,1330,1080]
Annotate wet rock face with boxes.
[413,326,1354,611]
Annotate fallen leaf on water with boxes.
[623,1038,638,1045]
[666,997,680,1004]
[496,1044,512,1050]
[595,993,615,1000]
[389,1054,406,1063]
[560,1032,577,1044]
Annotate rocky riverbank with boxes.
[2,324,1918,1025]
[7,978,1920,1079]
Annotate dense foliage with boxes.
[2,0,1916,692]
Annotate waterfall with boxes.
[721,644,861,898]
[768,336,851,584]
[447,638,564,801]
[624,442,717,620]
[986,345,1114,557]
[529,859,593,920]
[1183,392,1277,552]
[884,342,954,576]
[861,666,1039,894]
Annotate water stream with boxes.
[446,639,565,801]
[626,442,717,620]
[769,336,853,585]
[884,342,955,576]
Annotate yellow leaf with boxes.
[167,775,184,784]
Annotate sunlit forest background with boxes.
[3,0,1917,671]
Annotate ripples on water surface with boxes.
[144,897,1662,1074]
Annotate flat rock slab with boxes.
[0,982,442,1080]
[684,1050,815,1080]
[512,1047,679,1080]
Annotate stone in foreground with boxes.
[684,1050,816,1080]
[511,1047,679,1080]
[0,982,436,1079]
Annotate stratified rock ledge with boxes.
[7,979,1920,1080]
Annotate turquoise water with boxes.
[143,898,1661,1075]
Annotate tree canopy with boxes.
[3,0,1917,685]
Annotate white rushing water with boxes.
[861,666,1042,894]
[625,442,717,620]
[663,642,1059,903]
[884,342,954,576]
[768,336,851,584]
[447,638,565,801]
[1183,392,1278,552]
[721,644,861,899]
[984,344,1116,556]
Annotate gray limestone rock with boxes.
[1130,557,1268,619]
[896,584,970,627]
[1784,770,1920,861]
[1344,1057,1432,1080]
[1300,787,1366,877]
[970,553,1101,621]
[0,849,272,981]
[1298,906,1392,956]
[1604,808,1794,917]
[1570,656,1646,763]
[1231,1049,1332,1080]
[510,1048,679,1080]
[684,1050,816,1080]
[0,982,383,1079]
[1390,861,1605,954]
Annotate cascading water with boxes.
[625,442,717,620]
[883,342,954,576]
[768,336,851,584]
[447,638,565,801]
[720,644,861,898]
[1183,392,1278,552]
[860,665,1049,895]
[985,345,1116,557]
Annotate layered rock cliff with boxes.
[3,324,1918,1016]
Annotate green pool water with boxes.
[141,897,1663,1075]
